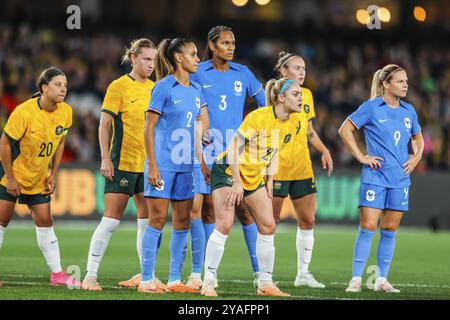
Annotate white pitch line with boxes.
[3,275,450,290]
[0,281,362,300]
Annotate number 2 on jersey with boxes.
[186,112,193,128]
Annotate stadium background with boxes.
[1,0,449,229]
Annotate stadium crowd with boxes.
[1,24,449,170]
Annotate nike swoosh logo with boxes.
[91,254,101,257]
[378,119,388,123]
[50,240,58,244]
[402,201,408,205]
[131,99,138,103]
[174,100,183,104]
[203,84,213,88]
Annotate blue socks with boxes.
[169,229,189,283]
[190,219,205,274]
[377,229,396,278]
[203,223,215,245]
[352,227,375,278]
[242,223,260,273]
[141,226,162,282]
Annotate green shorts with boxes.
[0,185,51,206]
[210,162,264,197]
[272,178,317,199]
[104,170,144,196]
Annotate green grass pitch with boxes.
[0,222,449,300]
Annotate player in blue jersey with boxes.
[338,64,424,293]
[185,26,266,290]
[138,38,208,294]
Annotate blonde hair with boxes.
[274,51,301,76]
[370,64,404,99]
[265,77,292,106]
[121,38,155,65]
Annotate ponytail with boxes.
[370,64,404,99]
[155,38,190,81]
[265,77,292,106]
[121,38,155,66]
[31,67,66,98]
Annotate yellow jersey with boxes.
[1,97,72,195]
[274,87,316,181]
[101,75,154,173]
[217,106,300,190]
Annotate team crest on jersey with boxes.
[55,125,64,136]
[234,81,243,95]
[156,179,165,191]
[120,178,129,188]
[273,181,282,190]
[284,134,292,144]
[226,176,233,185]
[404,117,411,130]
[304,104,310,114]
[366,190,375,202]
[195,97,201,109]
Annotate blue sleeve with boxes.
[411,107,421,136]
[245,67,265,106]
[347,101,373,129]
[148,82,167,114]
[198,89,207,116]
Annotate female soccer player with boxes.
[338,64,423,293]
[138,38,207,294]
[186,25,266,290]
[201,77,303,297]
[81,39,159,291]
[0,67,79,287]
[272,52,333,288]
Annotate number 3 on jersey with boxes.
[219,95,227,111]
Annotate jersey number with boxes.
[186,112,193,128]
[219,95,227,111]
[38,142,53,157]
[394,131,401,146]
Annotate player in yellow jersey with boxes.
[201,78,301,297]
[0,67,80,287]
[272,52,333,288]
[81,39,165,291]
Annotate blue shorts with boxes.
[144,170,194,201]
[193,165,212,195]
[358,183,410,212]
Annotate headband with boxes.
[280,79,295,94]
[382,67,404,83]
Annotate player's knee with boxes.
[299,216,315,229]
[174,215,190,229]
[149,216,166,230]
[258,221,276,235]
[201,209,215,224]
[380,225,398,232]
[215,220,233,235]
[360,222,377,231]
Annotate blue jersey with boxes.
[348,96,421,188]
[191,60,265,165]
[147,75,206,172]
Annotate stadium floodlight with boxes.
[356,9,370,25]
[232,0,249,7]
[414,6,426,22]
[255,0,271,6]
[378,7,391,23]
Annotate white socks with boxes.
[297,228,314,275]
[35,226,62,273]
[0,225,5,250]
[256,233,275,284]
[203,229,228,281]
[86,217,120,279]
[136,218,147,264]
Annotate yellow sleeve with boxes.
[302,88,316,121]
[102,80,122,117]
[237,111,257,141]
[3,108,28,141]
[63,106,73,136]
